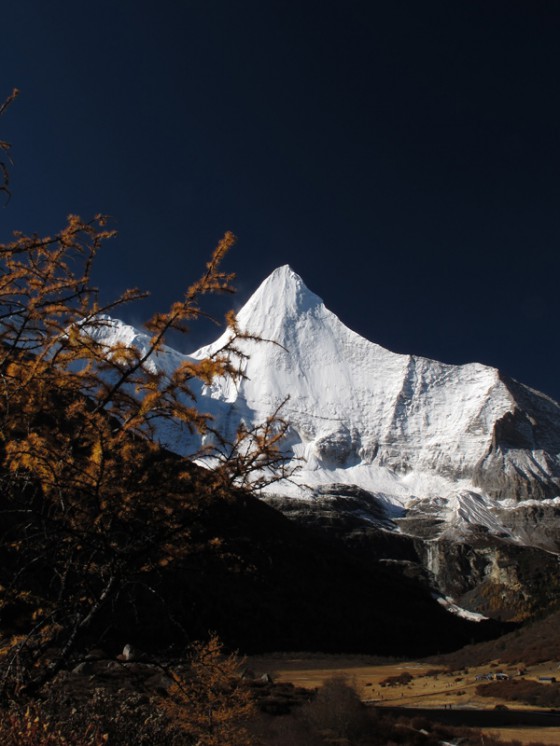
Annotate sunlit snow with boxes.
[91,265,560,541]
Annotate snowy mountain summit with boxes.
[94,266,560,545]
[191,266,560,524]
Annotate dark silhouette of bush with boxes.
[302,676,370,741]
[429,605,560,670]
[380,671,414,687]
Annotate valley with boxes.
[249,653,560,744]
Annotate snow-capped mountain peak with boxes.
[236,264,323,325]
[87,266,560,542]
[188,268,560,528]
[191,269,507,493]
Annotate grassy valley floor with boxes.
[248,653,560,745]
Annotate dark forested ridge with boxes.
[0,446,511,665]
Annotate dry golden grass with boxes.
[482,727,560,745]
[248,654,560,745]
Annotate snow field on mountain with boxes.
[190,267,519,503]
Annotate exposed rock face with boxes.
[417,536,560,621]
[494,502,560,552]
[266,484,560,623]
[472,376,560,501]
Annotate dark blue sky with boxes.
[2,1,560,399]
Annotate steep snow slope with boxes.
[189,266,560,514]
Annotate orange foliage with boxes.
[164,634,255,746]
[0,91,292,697]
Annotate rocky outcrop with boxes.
[494,501,560,552]
[266,487,560,624]
[417,535,560,621]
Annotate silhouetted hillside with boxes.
[428,606,560,668]
[94,478,511,658]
